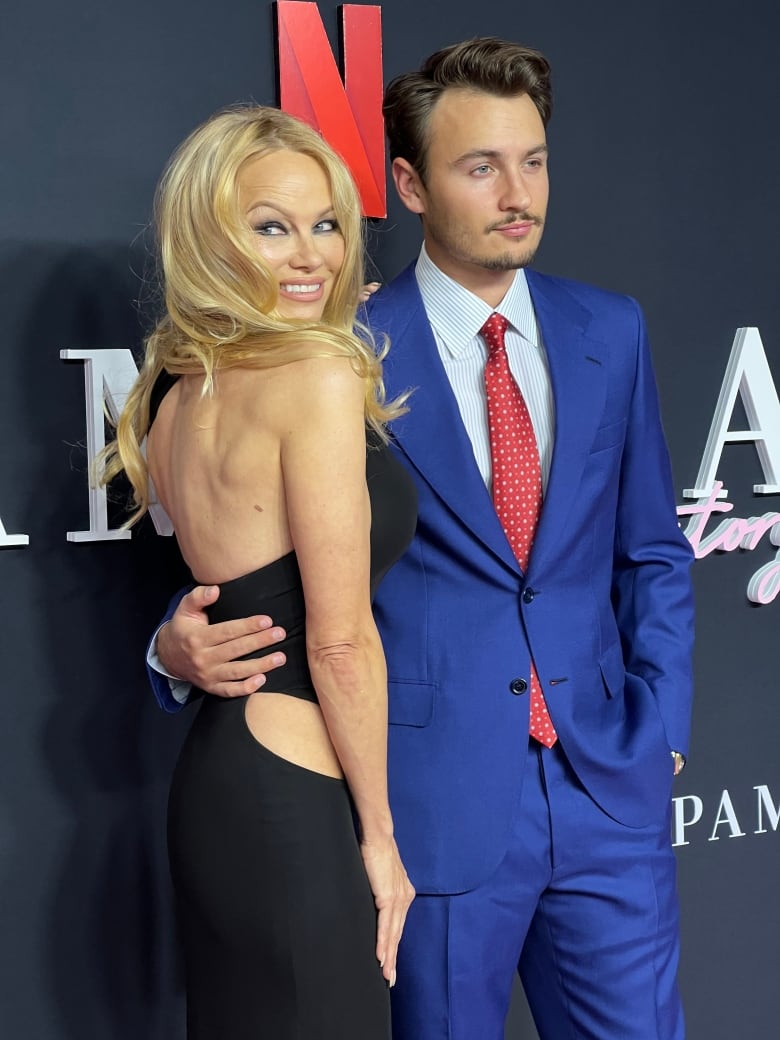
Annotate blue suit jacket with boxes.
[149,263,694,896]
[365,264,693,894]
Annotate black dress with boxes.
[166,430,417,1040]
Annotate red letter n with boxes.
[276,2,385,217]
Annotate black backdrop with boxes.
[2,2,779,1037]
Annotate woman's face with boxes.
[237,149,346,319]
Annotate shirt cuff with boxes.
[147,638,192,704]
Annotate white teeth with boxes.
[280,283,322,294]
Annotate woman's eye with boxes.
[314,218,339,233]
[254,221,286,236]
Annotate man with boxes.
[150,38,694,1040]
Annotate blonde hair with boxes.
[100,105,405,524]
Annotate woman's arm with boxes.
[274,354,413,985]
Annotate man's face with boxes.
[393,89,549,305]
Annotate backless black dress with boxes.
[165,418,417,1040]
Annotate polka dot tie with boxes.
[481,313,557,748]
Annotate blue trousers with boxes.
[391,741,682,1040]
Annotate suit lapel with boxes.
[367,266,611,578]
[367,266,520,573]
[526,270,609,575]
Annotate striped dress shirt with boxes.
[415,245,555,494]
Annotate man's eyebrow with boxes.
[452,144,549,166]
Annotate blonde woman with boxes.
[102,107,416,1039]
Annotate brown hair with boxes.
[383,37,552,181]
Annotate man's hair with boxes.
[383,37,552,181]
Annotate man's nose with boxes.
[498,170,532,212]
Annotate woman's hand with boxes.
[360,835,415,986]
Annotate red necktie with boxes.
[481,313,557,748]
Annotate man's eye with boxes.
[472,165,492,176]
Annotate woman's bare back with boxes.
[147,358,368,780]
[148,365,295,585]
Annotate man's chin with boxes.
[480,247,538,271]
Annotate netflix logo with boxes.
[277,2,386,216]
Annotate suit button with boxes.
[510,678,528,695]
[522,587,535,604]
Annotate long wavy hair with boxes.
[100,105,405,525]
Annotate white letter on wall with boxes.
[754,784,780,834]
[708,790,746,841]
[0,516,29,548]
[684,327,780,499]
[671,795,703,847]
[61,348,173,542]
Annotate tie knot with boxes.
[480,313,509,355]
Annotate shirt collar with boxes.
[414,243,539,359]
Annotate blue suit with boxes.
[149,262,694,1038]
[370,263,693,876]
[365,264,694,1038]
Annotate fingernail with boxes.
[390,970,397,988]
[254,675,266,689]
[270,628,285,641]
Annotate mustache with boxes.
[488,213,544,231]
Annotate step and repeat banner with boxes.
[2,2,778,1037]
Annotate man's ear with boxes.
[391,158,426,216]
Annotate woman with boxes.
[101,106,416,1039]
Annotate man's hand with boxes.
[671,750,686,776]
[157,585,287,697]
[358,281,382,303]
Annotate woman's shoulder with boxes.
[227,353,364,432]
[253,351,359,400]
[149,370,180,426]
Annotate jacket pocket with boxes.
[387,680,437,727]
[599,641,626,699]
[589,418,626,455]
